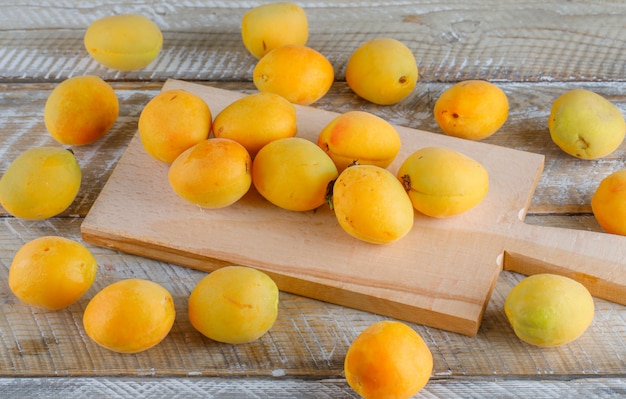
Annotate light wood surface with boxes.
[1,1,625,398]
[81,80,626,338]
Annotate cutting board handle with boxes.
[502,221,626,305]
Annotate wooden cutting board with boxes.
[81,79,626,336]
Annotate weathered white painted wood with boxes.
[1,1,625,397]
[1,81,625,218]
[1,376,625,399]
[0,1,624,82]
[1,219,625,379]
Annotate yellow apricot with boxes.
[332,164,414,244]
[434,80,509,140]
[44,75,119,146]
[83,278,175,354]
[504,274,594,347]
[317,110,401,172]
[591,169,626,235]
[253,44,334,105]
[188,266,279,344]
[0,147,81,220]
[252,137,338,211]
[398,146,489,218]
[84,14,163,71]
[346,38,418,105]
[168,138,252,209]
[139,89,212,163]
[241,2,308,59]
[9,236,98,310]
[549,89,626,159]
[212,92,297,158]
[345,321,433,399]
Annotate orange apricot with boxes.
[591,169,626,235]
[83,278,175,354]
[331,164,414,244]
[9,236,97,310]
[253,44,334,105]
[317,110,401,172]
[138,89,212,163]
[345,320,433,399]
[346,38,418,105]
[84,14,162,71]
[398,146,489,218]
[241,2,308,59]
[44,75,119,146]
[168,138,252,209]
[252,137,338,211]
[188,266,279,344]
[212,92,297,158]
[434,80,509,140]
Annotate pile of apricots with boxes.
[2,3,625,399]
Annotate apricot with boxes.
[253,44,334,105]
[83,278,175,354]
[44,75,119,146]
[84,14,163,71]
[9,236,98,310]
[434,80,509,140]
[168,138,252,209]
[398,146,489,218]
[549,89,626,159]
[0,147,81,220]
[241,2,308,59]
[344,321,433,399]
[591,169,626,235]
[252,137,338,211]
[331,164,414,244]
[345,38,418,105]
[504,274,594,347]
[212,92,297,158]
[317,110,401,172]
[188,266,279,344]
[139,89,212,163]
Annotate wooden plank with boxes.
[80,80,545,336]
[0,1,624,83]
[1,218,625,379]
[2,81,625,219]
[0,376,625,399]
[81,80,626,338]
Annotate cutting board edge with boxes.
[80,225,485,337]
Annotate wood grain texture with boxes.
[1,376,625,399]
[80,80,626,337]
[0,1,624,83]
[1,81,625,217]
[1,1,625,397]
[1,219,625,379]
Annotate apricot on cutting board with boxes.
[212,92,297,158]
[138,89,212,164]
[168,138,252,209]
[317,110,401,172]
[397,146,489,218]
[331,164,414,244]
[252,137,338,212]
